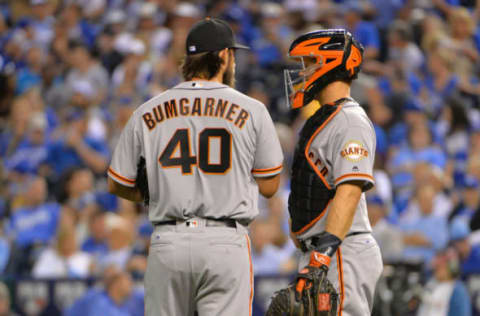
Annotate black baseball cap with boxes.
[186,18,249,55]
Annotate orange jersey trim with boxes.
[337,249,344,316]
[292,200,332,235]
[245,234,254,316]
[334,173,374,185]
[251,164,283,174]
[305,105,343,190]
[108,167,136,184]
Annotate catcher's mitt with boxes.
[136,156,149,205]
[266,271,338,316]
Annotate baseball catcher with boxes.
[267,29,383,316]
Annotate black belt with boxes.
[299,231,370,252]
[153,218,237,228]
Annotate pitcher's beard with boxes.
[223,65,235,88]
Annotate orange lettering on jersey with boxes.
[153,105,164,123]
[235,109,249,128]
[226,103,239,121]
[142,113,155,130]
[179,98,189,115]
[204,98,215,116]
[164,99,178,119]
[191,97,202,116]
[320,167,328,176]
[215,99,229,117]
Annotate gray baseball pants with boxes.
[145,218,253,316]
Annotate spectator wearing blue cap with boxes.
[449,176,480,225]
[450,218,480,276]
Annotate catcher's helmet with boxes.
[284,29,364,109]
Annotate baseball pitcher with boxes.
[107,18,284,316]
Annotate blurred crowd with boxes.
[2,0,480,314]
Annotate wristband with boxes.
[312,231,342,258]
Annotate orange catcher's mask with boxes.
[284,29,364,109]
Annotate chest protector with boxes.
[289,103,343,233]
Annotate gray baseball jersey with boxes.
[296,99,376,240]
[108,80,284,223]
[296,99,383,316]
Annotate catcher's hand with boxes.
[266,237,340,316]
[266,259,338,315]
[136,156,149,205]
[295,251,331,301]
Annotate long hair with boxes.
[180,51,224,81]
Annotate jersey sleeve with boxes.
[251,106,284,178]
[331,121,376,191]
[108,113,142,187]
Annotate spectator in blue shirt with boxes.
[450,219,480,276]
[46,109,109,178]
[65,269,144,316]
[400,185,449,263]
[389,120,447,192]
[249,219,296,275]
[7,176,60,248]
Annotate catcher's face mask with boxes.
[284,55,324,109]
[284,29,364,109]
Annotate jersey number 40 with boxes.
[159,128,231,175]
